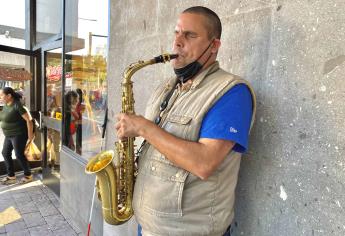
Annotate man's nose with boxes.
[174,33,184,48]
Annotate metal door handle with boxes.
[39,111,43,127]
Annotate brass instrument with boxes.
[85,53,178,225]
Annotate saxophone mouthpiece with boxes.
[154,53,178,63]
[169,54,179,59]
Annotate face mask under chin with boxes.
[173,60,203,83]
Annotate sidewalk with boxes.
[0,175,82,236]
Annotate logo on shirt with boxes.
[229,127,238,133]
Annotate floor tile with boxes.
[6,229,30,236]
[11,192,27,200]
[29,225,54,236]
[38,204,60,217]
[22,212,46,228]
[0,199,16,212]
[44,214,69,231]
[13,196,32,205]
[17,201,39,214]
[4,220,26,232]
[52,225,77,236]
[0,225,5,234]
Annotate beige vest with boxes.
[133,62,256,236]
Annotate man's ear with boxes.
[211,39,221,53]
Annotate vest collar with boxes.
[189,61,220,90]
[164,61,220,93]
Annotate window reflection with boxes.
[46,53,63,119]
[64,0,108,159]
[46,49,63,169]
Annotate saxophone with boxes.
[85,53,178,225]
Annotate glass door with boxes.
[0,50,41,176]
[41,47,62,195]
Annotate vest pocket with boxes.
[166,114,192,124]
[141,159,188,218]
[163,115,192,138]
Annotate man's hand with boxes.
[115,113,149,140]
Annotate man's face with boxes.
[172,13,213,69]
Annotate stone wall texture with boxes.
[106,0,345,235]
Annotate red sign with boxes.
[46,65,72,81]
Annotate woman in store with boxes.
[0,87,34,184]
[63,90,78,151]
[75,88,84,155]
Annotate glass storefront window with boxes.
[64,0,108,159]
[0,0,26,49]
[36,0,62,43]
[46,49,63,120]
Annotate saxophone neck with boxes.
[123,53,178,83]
[123,59,155,82]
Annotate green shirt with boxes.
[0,101,27,137]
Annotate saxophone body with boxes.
[85,53,178,225]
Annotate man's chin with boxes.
[172,61,187,69]
[172,62,180,69]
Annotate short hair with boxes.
[183,6,222,40]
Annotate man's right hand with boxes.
[115,113,150,140]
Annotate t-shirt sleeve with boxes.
[16,102,28,116]
[199,84,253,153]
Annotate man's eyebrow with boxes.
[175,29,198,36]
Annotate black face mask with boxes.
[174,61,203,83]
[174,39,214,83]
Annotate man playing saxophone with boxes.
[115,6,256,236]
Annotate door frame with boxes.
[40,40,63,196]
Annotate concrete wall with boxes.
[105,0,345,235]
[234,1,345,235]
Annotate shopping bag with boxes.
[47,138,56,163]
[24,141,42,161]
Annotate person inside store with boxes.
[63,90,79,151]
[75,88,84,154]
[115,6,256,236]
[0,87,34,184]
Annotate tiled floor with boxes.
[0,175,82,236]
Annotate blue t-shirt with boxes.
[199,84,253,153]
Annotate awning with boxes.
[0,66,32,81]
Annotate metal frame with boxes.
[61,0,66,152]
[0,45,36,57]
[40,40,62,171]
